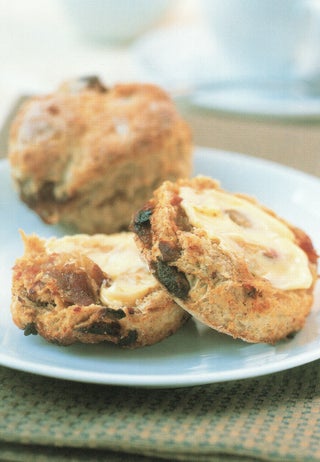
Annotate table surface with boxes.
[1,1,320,461]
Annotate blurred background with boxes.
[1,0,320,175]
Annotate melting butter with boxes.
[179,186,312,290]
[46,234,157,307]
[92,239,157,306]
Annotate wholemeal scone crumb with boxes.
[11,231,190,348]
[132,176,318,344]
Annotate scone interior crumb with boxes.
[10,231,190,348]
[132,175,318,344]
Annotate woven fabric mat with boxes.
[0,360,320,462]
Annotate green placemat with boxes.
[0,360,319,462]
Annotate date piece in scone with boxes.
[132,176,318,344]
[8,76,192,234]
[11,231,190,348]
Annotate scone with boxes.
[8,76,192,234]
[11,231,190,348]
[132,176,318,344]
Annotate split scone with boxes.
[8,76,192,234]
[132,176,318,344]
[11,232,190,348]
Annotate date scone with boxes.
[132,176,318,344]
[11,231,190,348]
[8,76,192,234]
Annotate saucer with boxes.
[133,25,320,119]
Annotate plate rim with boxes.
[1,339,320,388]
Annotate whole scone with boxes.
[8,76,192,233]
[132,176,318,344]
[11,231,190,348]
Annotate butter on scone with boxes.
[8,76,192,234]
[11,232,190,348]
[132,176,318,344]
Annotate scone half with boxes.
[132,176,318,344]
[11,232,190,348]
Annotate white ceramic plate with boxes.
[133,26,320,119]
[0,147,319,388]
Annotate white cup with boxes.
[201,0,320,81]
[61,0,172,44]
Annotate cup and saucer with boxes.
[133,0,320,119]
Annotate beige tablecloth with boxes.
[181,105,320,178]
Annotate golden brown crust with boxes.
[11,231,190,348]
[132,176,318,344]
[9,76,192,233]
